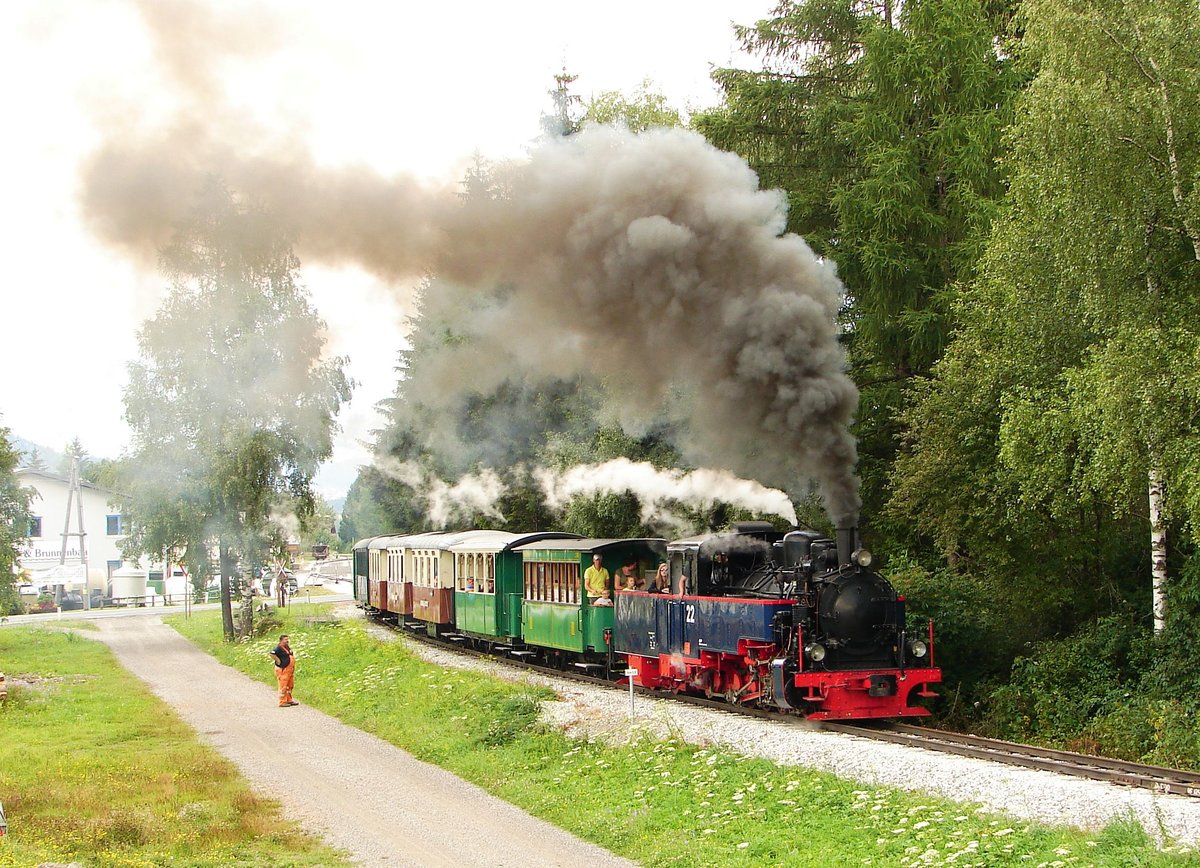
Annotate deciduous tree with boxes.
[120,183,351,639]
[583,80,683,131]
[0,422,33,614]
[893,0,1200,634]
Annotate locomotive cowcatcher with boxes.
[616,522,940,719]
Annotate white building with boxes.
[16,468,127,592]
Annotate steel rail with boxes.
[826,722,1200,798]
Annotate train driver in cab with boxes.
[584,554,613,606]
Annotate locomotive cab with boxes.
[668,522,784,597]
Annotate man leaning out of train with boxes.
[585,554,613,606]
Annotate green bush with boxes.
[1086,698,1200,770]
[884,556,1023,723]
[983,613,1152,743]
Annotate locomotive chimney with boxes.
[835,527,858,567]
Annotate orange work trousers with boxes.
[275,661,295,706]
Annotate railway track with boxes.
[384,616,1200,800]
[829,722,1200,798]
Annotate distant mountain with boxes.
[8,435,66,471]
[327,496,346,515]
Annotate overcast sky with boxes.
[2,0,773,498]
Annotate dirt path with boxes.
[92,616,635,868]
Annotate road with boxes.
[10,596,635,867]
[3,574,355,627]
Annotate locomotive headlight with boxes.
[909,639,928,659]
[805,642,827,662]
[851,548,873,567]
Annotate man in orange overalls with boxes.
[270,634,298,707]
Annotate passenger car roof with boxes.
[368,531,449,550]
[447,531,581,554]
[510,537,667,555]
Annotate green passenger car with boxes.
[450,532,581,643]
[513,538,667,658]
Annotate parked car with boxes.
[59,591,85,611]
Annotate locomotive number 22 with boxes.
[685,604,696,624]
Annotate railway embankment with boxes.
[170,602,1200,866]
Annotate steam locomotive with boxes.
[353,522,940,720]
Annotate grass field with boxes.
[0,626,348,867]
[170,606,1200,867]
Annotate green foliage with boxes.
[835,0,1017,381]
[699,0,1019,532]
[56,436,88,477]
[979,0,1200,540]
[0,420,33,614]
[889,0,1200,706]
[978,596,1200,769]
[561,491,647,538]
[1140,555,1200,701]
[1086,698,1200,770]
[983,614,1151,744]
[583,80,683,131]
[540,68,583,137]
[884,555,1023,719]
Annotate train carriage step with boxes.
[509,650,536,657]
[445,635,466,642]
[572,662,603,670]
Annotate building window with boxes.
[27,516,42,538]
[106,514,127,536]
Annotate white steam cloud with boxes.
[534,459,798,526]
[374,458,506,528]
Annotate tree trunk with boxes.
[1148,467,1167,633]
[219,539,235,641]
[237,565,255,640]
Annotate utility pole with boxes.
[59,454,89,608]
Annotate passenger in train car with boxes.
[584,554,613,606]
[649,563,673,594]
[616,559,644,591]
